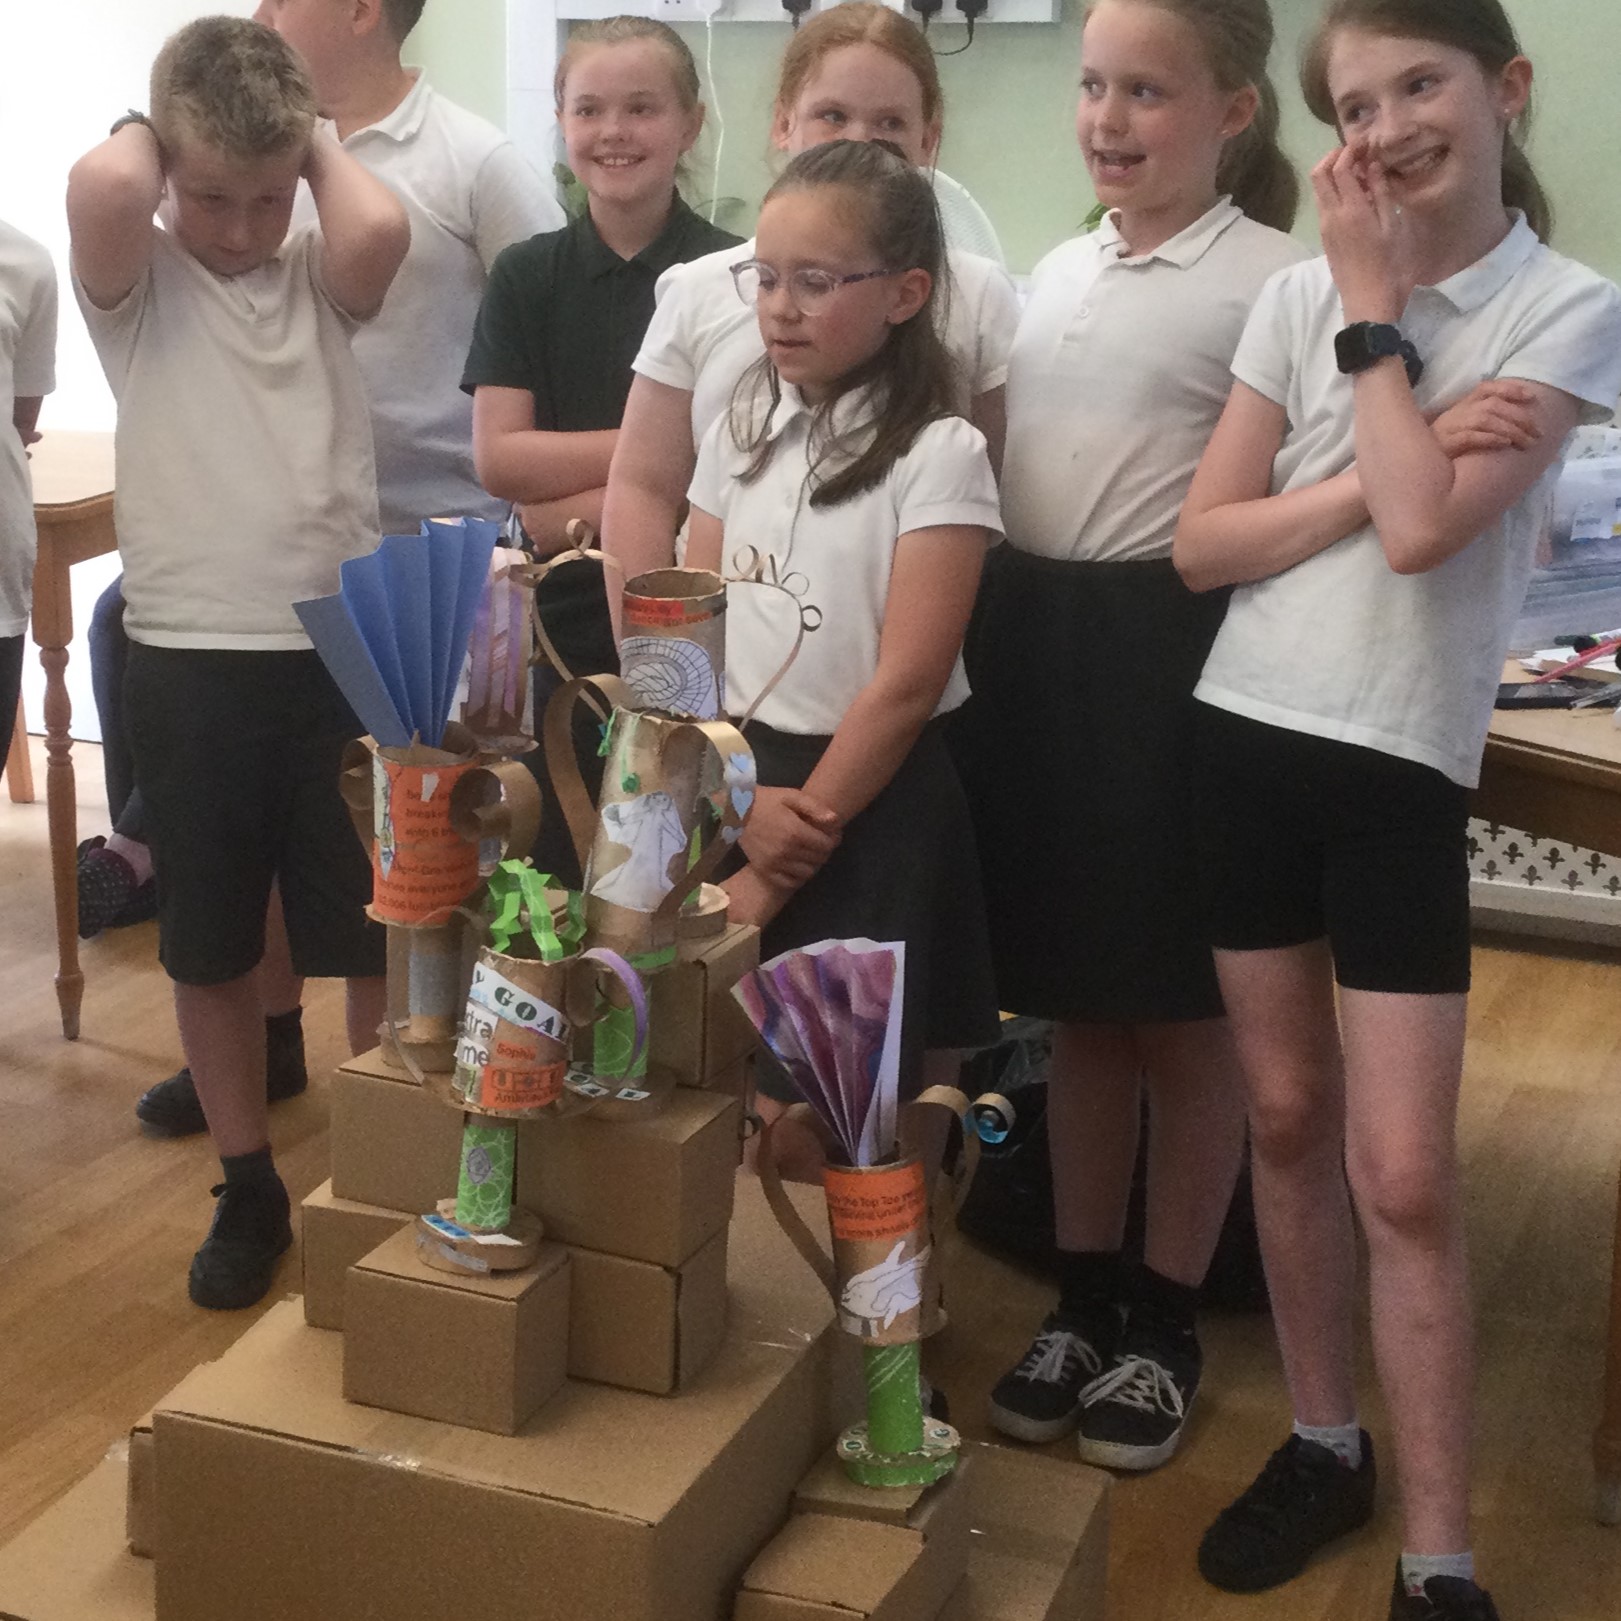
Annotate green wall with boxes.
[413,0,1621,279]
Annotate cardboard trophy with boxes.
[417,861,649,1276]
[462,543,538,755]
[619,567,727,720]
[734,940,978,1488]
[543,672,753,1106]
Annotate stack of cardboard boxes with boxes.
[0,921,1108,1621]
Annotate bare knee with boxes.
[1246,1082,1339,1170]
[1348,1147,1456,1245]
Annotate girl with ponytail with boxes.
[963,0,1308,1475]
[1176,2,1621,1614]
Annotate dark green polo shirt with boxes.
[462,195,741,672]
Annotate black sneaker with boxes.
[188,1176,293,1311]
[1388,1565,1501,1620]
[1198,1432,1377,1593]
[136,1013,309,1138]
[1076,1321,1201,1472]
[987,1306,1120,1444]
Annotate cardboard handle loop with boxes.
[542,673,637,877]
[449,761,542,863]
[724,546,822,730]
[516,521,625,692]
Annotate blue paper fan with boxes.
[295,518,500,748]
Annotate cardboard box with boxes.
[947,1444,1109,1621]
[124,1422,154,1559]
[151,1179,837,1621]
[300,1179,411,1330]
[0,1457,155,1621]
[652,922,759,1086]
[567,1228,728,1395]
[788,1454,971,1618]
[344,1227,571,1435]
[515,1088,738,1267]
[745,1446,1107,1621]
[328,1054,462,1213]
[704,1051,757,1112]
[735,1513,941,1621]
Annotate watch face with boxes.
[1336,322,1402,374]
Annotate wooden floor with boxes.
[2,737,1620,1619]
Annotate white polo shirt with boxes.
[1003,200,1308,563]
[688,386,1001,735]
[637,240,1018,450]
[0,221,56,640]
[1197,214,1621,787]
[294,73,563,533]
[77,226,380,651]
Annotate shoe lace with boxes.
[1079,1353,1185,1418]
[1017,1325,1099,1386]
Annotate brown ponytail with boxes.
[1300,0,1551,241]
[1085,0,1300,233]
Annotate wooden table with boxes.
[28,431,117,1041]
[1476,677,1621,1524]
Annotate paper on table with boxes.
[1521,647,1621,676]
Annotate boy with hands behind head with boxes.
[67,15,409,1311]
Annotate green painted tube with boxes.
[863,1342,924,1457]
[592,946,667,1082]
[454,1116,516,1232]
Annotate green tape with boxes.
[486,861,577,960]
[454,1117,516,1231]
[863,1342,924,1457]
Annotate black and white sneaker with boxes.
[1388,1565,1501,1621]
[987,1307,1119,1444]
[1198,1432,1377,1593]
[1075,1328,1201,1472]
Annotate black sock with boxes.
[220,1145,279,1189]
[1057,1249,1123,1319]
[264,1008,308,1089]
[1129,1262,1200,1347]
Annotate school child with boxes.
[0,220,56,770]
[602,1,1018,597]
[68,16,410,1310]
[1173,2,1621,1615]
[89,0,562,1137]
[684,138,1000,1120]
[964,0,1308,1476]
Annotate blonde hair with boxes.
[554,16,701,113]
[774,3,943,135]
[1084,0,1298,231]
[151,16,317,161]
[1301,0,1549,240]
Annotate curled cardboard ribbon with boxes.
[755,1085,980,1341]
[513,521,617,709]
[724,546,823,729]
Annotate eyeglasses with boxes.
[730,259,900,314]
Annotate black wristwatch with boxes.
[109,110,155,138]
[1335,322,1424,388]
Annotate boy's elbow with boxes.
[1379,520,1456,576]
[1172,527,1219,593]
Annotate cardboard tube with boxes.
[454,1117,517,1232]
[621,568,726,720]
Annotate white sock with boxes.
[1292,1420,1362,1467]
[1401,1551,1475,1596]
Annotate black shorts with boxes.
[1192,704,1471,996]
[125,644,386,987]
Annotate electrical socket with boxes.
[650,0,727,20]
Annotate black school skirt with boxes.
[953,548,1229,1025]
[737,716,1001,1099]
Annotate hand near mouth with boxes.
[1313,142,1418,327]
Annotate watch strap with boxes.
[109,110,155,139]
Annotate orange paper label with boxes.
[373,757,480,924]
[624,595,717,628]
[475,1060,567,1113]
[823,1161,928,1245]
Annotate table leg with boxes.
[1599,1156,1621,1525]
[40,640,82,1040]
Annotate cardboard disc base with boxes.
[415,1203,544,1275]
[834,1420,961,1489]
[676,882,729,941]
